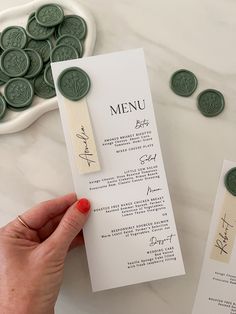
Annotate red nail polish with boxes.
[76,198,91,213]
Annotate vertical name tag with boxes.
[55,66,101,175]
[64,97,101,174]
[211,190,236,263]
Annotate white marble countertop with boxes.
[1,0,236,313]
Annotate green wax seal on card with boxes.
[44,63,54,87]
[4,78,34,108]
[56,34,83,57]
[225,168,236,196]
[50,44,79,62]
[24,48,43,79]
[26,16,55,40]
[0,48,29,77]
[197,89,225,117]
[170,69,198,97]
[35,4,64,27]
[34,72,56,99]
[0,26,27,50]
[26,39,52,63]
[57,67,90,101]
[58,15,87,40]
[0,94,7,119]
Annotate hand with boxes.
[0,193,91,314]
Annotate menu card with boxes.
[52,49,185,292]
[192,160,236,314]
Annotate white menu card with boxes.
[52,49,185,292]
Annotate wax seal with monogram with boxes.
[35,4,64,28]
[57,66,100,174]
[0,26,27,49]
[197,89,225,117]
[4,77,34,110]
[0,48,30,77]
[170,69,198,97]
[58,15,87,40]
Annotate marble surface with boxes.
[0,0,236,313]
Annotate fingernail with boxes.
[76,198,91,214]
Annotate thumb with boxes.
[46,198,91,253]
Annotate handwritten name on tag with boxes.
[211,190,236,263]
[64,98,101,174]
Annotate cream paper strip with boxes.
[211,190,236,263]
[63,97,101,174]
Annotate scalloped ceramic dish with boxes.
[0,0,96,134]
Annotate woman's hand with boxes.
[0,193,90,314]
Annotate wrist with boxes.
[1,299,54,314]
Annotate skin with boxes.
[0,193,90,314]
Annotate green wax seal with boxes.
[44,63,54,88]
[50,44,79,62]
[0,48,30,77]
[35,4,64,27]
[56,34,83,57]
[0,26,27,50]
[4,78,34,108]
[24,48,43,79]
[225,168,236,196]
[34,72,56,99]
[0,94,7,120]
[57,67,90,101]
[197,89,225,117]
[26,39,52,63]
[58,15,87,40]
[170,69,198,97]
[26,16,55,40]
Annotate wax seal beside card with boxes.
[52,49,185,292]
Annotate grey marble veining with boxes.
[1,0,236,313]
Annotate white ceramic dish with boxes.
[0,0,96,134]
